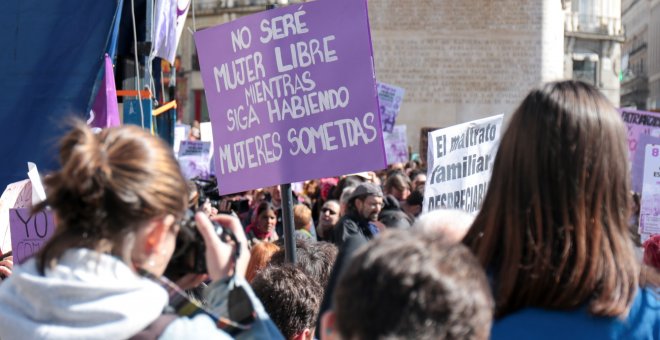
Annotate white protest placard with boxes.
[377,82,405,133]
[27,162,46,206]
[0,180,32,254]
[178,140,212,180]
[383,125,408,164]
[200,122,216,176]
[173,123,190,155]
[423,114,503,214]
[639,144,660,240]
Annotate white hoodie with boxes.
[0,248,168,339]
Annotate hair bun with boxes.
[58,121,111,205]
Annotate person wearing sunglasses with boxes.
[316,200,340,242]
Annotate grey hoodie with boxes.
[0,248,282,339]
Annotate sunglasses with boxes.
[322,208,338,215]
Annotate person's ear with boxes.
[321,310,338,340]
[145,214,176,254]
[291,328,312,340]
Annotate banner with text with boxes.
[377,82,404,133]
[9,208,56,265]
[620,108,660,163]
[423,114,503,214]
[194,0,385,194]
[639,144,660,241]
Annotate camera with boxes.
[192,177,251,215]
[164,209,237,278]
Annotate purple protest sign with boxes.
[194,0,385,194]
[620,108,660,162]
[9,208,56,265]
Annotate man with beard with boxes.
[333,183,384,247]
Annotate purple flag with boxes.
[90,54,120,128]
[194,0,386,194]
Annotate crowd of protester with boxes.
[0,80,659,339]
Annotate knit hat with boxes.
[348,182,383,202]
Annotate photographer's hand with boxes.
[194,212,250,281]
[0,256,13,281]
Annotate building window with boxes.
[573,59,597,85]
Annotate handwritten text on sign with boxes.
[423,115,503,214]
[194,0,385,194]
[639,144,660,239]
[9,208,56,265]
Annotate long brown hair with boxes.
[463,81,638,318]
[35,121,188,274]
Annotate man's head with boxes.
[348,183,384,221]
[252,265,322,340]
[413,209,474,244]
[339,187,356,217]
[402,187,424,218]
[271,239,338,290]
[323,229,493,340]
[383,173,411,202]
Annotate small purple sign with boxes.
[194,0,385,194]
[620,108,660,163]
[9,208,56,265]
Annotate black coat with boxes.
[333,212,376,247]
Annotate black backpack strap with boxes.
[129,313,178,340]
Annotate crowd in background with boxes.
[0,80,659,339]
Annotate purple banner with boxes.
[9,208,56,265]
[194,0,385,194]
[620,108,660,162]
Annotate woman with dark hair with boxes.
[463,81,660,338]
[0,122,280,339]
[246,201,279,246]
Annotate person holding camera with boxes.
[0,122,282,339]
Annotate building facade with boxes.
[648,0,660,108]
[621,0,649,109]
[564,0,624,107]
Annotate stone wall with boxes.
[368,0,564,155]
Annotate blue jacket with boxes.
[492,288,660,339]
